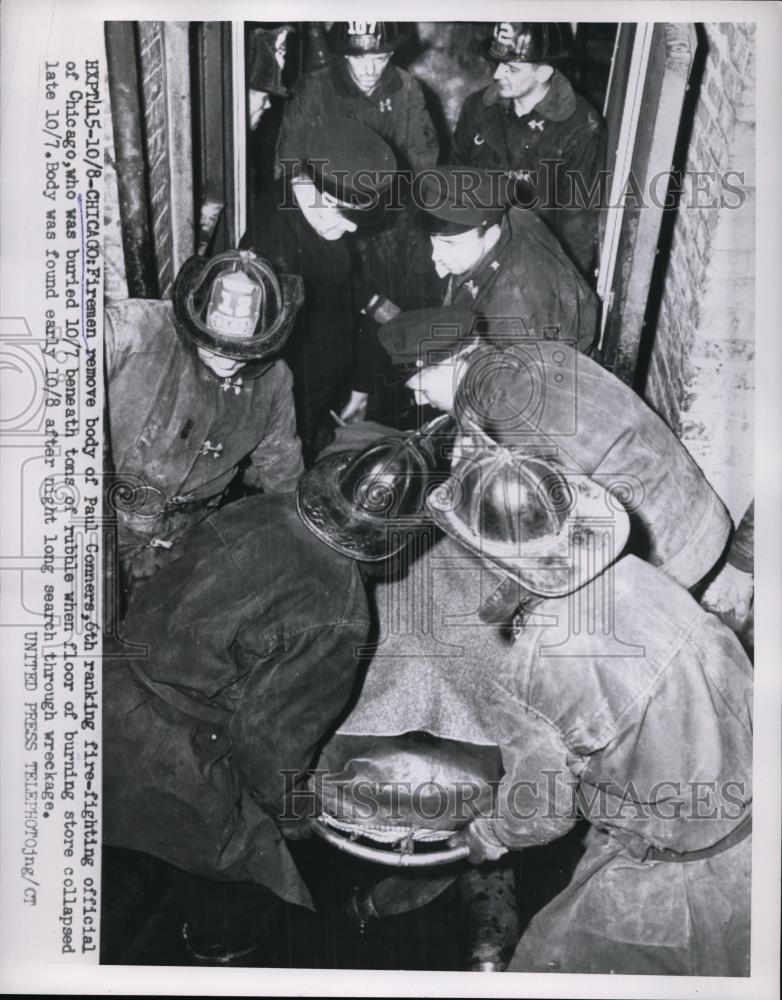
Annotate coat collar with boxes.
[482,69,577,123]
[330,56,403,100]
[454,218,512,292]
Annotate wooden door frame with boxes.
[596,22,698,384]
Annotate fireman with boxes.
[453,22,606,279]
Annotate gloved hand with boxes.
[450,819,509,865]
[702,562,754,629]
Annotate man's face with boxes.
[493,60,551,101]
[345,53,392,95]
[196,346,245,379]
[292,178,358,241]
[248,89,271,130]
[430,229,487,277]
[404,347,476,412]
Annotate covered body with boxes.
[337,533,512,745]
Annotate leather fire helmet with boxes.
[427,442,630,597]
[480,22,574,66]
[297,418,453,562]
[173,250,304,361]
[328,21,410,55]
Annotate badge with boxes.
[528,119,545,133]
[507,168,533,183]
[220,376,244,395]
[206,272,261,338]
[198,440,224,458]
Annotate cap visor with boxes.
[412,209,477,236]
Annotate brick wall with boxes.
[645,23,755,523]
[137,22,174,298]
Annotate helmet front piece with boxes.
[328,21,409,55]
[481,22,573,65]
[173,250,304,360]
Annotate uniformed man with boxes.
[412,166,599,354]
[276,21,438,175]
[428,448,752,976]
[241,119,397,463]
[379,305,731,590]
[103,491,371,962]
[105,250,304,587]
[453,22,606,279]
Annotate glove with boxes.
[450,819,509,865]
[361,294,401,325]
[702,562,754,629]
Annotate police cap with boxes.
[302,118,397,226]
[412,167,510,236]
[379,305,478,381]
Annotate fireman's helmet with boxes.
[173,250,304,361]
[427,446,629,597]
[297,420,452,561]
[328,21,410,55]
[480,22,573,65]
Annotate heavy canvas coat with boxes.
[105,300,303,581]
[454,343,731,587]
[444,207,599,354]
[276,58,439,174]
[473,556,752,975]
[453,70,606,278]
[102,494,371,910]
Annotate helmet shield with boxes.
[480,22,573,65]
[328,21,409,55]
[173,251,304,360]
[428,445,629,597]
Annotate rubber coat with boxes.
[105,299,303,582]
